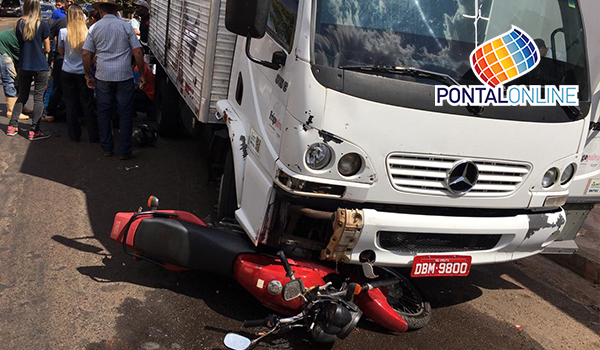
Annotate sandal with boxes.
[42,115,55,122]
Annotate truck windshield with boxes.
[314,0,589,100]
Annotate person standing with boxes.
[6,0,51,140]
[82,0,145,159]
[134,1,149,55]
[58,4,98,142]
[44,0,72,122]
[52,0,67,20]
[0,29,30,120]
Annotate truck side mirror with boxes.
[225,0,270,39]
[225,0,286,71]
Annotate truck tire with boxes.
[380,269,432,331]
[217,150,237,221]
[179,98,204,139]
[155,68,180,135]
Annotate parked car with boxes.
[0,0,22,17]
[41,2,54,22]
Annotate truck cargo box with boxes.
[149,0,237,123]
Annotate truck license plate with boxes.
[410,255,472,277]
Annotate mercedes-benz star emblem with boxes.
[445,160,479,195]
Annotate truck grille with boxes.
[378,232,502,253]
[386,153,531,197]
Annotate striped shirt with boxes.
[82,14,141,82]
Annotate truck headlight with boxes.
[305,143,332,170]
[542,168,558,188]
[560,163,576,185]
[338,153,362,177]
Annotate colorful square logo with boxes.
[470,26,541,88]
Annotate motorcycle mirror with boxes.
[224,333,252,350]
[282,279,304,301]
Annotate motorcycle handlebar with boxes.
[243,315,278,328]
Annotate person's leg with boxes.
[146,97,156,120]
[61,71,81,141]
[8,70,32,127]
[133,90,155,120]
[95,79,114,153]
[29,70,50,133]
[0,53,17,98]
[115,79,135,156]
[110,93,119,129]
[6,56,31,118]
[0,54,20,121]
[45,58,63,117]
[76,73,99,142]
[132,89,147,113]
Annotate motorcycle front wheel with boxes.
[381,269,432,330]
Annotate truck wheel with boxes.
[155,68,179,135]
[179,99,204,139]
[385,273,431,330]
[217,150,237,221]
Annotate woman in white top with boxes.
[58,4,98,142]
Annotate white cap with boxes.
[134,0,149,9]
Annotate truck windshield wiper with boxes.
[339,65,461,87]
[339,65,483,115]
[564,105,583,121]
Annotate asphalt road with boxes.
[0,17,599,350]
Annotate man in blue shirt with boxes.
[52,0,66,20]
[83,0,146,160]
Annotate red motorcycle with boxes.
[110,197,430,348]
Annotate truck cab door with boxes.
[226,0,301,242]
[248,0,299,160]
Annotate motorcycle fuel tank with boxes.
[233,254,337,315]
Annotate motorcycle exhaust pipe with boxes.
[116,213,256,276]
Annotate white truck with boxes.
[148,0,594,270]
[542,0,600,255]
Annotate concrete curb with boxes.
[545,252,600,285]
[546,214,600,285]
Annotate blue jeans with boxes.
[0,53,17,98]
[96,79,134,155]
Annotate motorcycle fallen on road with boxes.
[110,197,431,348]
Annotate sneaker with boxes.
[28,130,51,141]
[6,126,18,136]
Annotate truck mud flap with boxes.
[112,212,256,275]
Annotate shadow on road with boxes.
[6,116,595,349]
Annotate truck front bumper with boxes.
[345,208,565,267]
